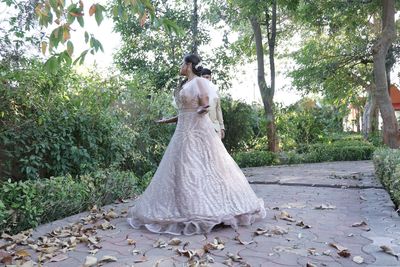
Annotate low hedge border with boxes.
[373,148,400,207]
[234,140,375,168]
[0,169,143,234]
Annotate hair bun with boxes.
[196,65,203,72]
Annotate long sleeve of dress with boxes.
[216,97,225,130]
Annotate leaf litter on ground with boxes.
[0,205,125,265]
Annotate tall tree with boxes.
[290,0,399,141]
[209,0,297,152]
[372,0,398,148]
[113,0,209,92]
[250,12,278,151]
[191,0,199,54]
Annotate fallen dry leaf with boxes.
[269,226,288,235]
[176,248,197,260]
[380,245,400,260]
[351,221,370,231]
[255,226,288,236]
[88,249,99,255]
[105,210,118,220]
[329,243,351,257]
[352,221,367,227]
[99,221,115,230]
[308,248,317,256]
[153,238,167,248]
[133,255,148,263]
[205,254,215,263]
[49,254,69,262]
[296,221,311,229]
[338,250,351,258]
[352,255,364,264]
[99,255,117,263]
[234,235,254,245]
[329,243,348,252]
[255,228,268,235]
[83,256,98,267]
[279,211,296,222]
[90,205,98,213]
[5,243,16,251]
[226,252,242,262]
[314,204,336,210]
[0,251,12,265]
[15,249,30,258]
[223,258,233,266]
[127,238,136,246]
[115,198,129,203]
[322,249,331,256]
[168,238,182,246]
[132,249,141,255]
[204,237,225,251]
[306,262,317,267]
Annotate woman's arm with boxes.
[156,116,178,124]
[196,78,210,114]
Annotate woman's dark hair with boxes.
[184,54,203,76]
[174,54,202,98]
[201,68,212,76]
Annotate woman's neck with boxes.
[187,73,197,82]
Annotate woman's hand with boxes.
[155,118,167,124]
[197,105,210,114]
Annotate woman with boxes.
[127,54,266,235]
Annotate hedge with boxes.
[233,151,279,168]
[302,140,375,163]
[0,169,144,234]
[234,140,375,168]
[373,148,400,207]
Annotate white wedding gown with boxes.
[127,77,266,235]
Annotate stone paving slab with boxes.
[1,161,399,267]
[243,161,381,188]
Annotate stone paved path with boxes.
[1,161,400,267]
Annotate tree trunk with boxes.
[372,0,398,148]
[362,84,379,138]
[250,16,278,152]
[191,0,199,54]
[265,0,279,151]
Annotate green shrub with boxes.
[275,99,344,150]
[373,148,400,206]
[233,151,278,168]
[278,151,305,165]
[303,140,375,162]
[0,169,139,234]
[233,139,374,168]
[221,96,262,152]
[0,200,6,227]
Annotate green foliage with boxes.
[276,98,344,150]
[303,140,375,163]
[234,138,375,168]
[0,169,139,234]
[116,80,177,176]
[0,61,137,180]
[221,95,263,152]
[373,148,400,207]
[233,151,278,168]
[113,0,195,92]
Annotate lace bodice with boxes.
[177,77,209,111]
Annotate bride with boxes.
[127,54,266,235]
